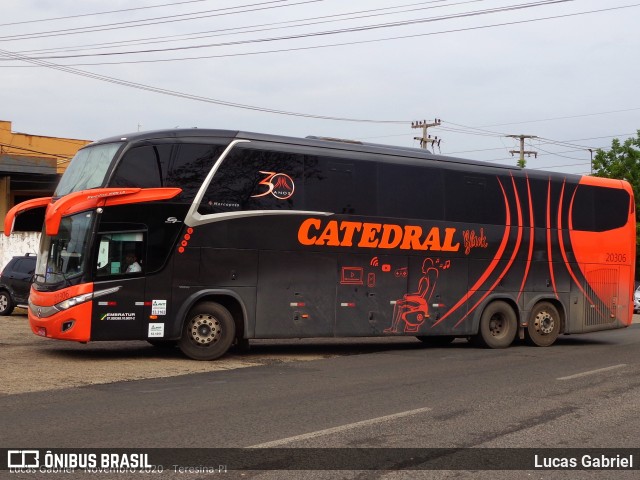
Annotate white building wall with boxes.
[0,232,40,268]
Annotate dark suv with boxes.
[0,253,37,315]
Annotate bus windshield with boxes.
[55,142,123,196]
[35,211,95,286]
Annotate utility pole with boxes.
[507,134,537,168]
[412,119,441,152]
[588,148,596,174]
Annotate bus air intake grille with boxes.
[583,268,618,326]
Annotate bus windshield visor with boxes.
[55,142,123,196]
[35,211,94,285]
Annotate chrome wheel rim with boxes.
[188,314,221,346]
[533,311,554,335]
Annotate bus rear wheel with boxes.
[179,302,236,361]
[476,301,517,349]
[526,302,560,347]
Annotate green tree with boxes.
[591,129,640,279]
[592,130,640,203]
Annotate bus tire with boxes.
[0,290,14,316]
[179,302,236,361]
[476,301,517,349]
[416,335,455,346]
[526,302,560,347]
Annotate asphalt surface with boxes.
[2,314,640,479]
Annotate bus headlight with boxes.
[56,293,94,311]
[52,286,122,313]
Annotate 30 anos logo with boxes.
[251,171,295,200]
[8,450,39,468]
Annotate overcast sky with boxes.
[2,0,639,174]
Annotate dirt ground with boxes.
[0,310,423,396]
[0,309,338,395]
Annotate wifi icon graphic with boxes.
[370,257,379,267]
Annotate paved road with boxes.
[2,322,640,478]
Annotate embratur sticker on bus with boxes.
[100,313,135,321]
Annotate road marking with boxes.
[557,364,627,381]
[248,407,432,448]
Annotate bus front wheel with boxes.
[526,302,560,347]
[476,301,517,348]
[179,302,236,361]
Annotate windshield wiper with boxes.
[59,270,72,288]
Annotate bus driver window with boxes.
[96,232,144,276]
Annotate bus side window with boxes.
[377,163,444,221]
[168,143,226,203]
[109,145,167,188]
[304,156,377,216]
[197,147,304,214]
[444,172,505,225]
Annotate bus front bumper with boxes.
[29,301,93,342]
[28,284,95,342]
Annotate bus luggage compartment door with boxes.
[255,251,336,338]
[336,254,408,336]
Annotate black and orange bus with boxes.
[4,129,636,360]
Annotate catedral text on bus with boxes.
[3,129,636,360]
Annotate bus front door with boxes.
[91,276,147,340]
[90,231,148,340]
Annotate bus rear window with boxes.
[571,185,630,232]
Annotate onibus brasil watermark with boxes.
[7,450,227,475]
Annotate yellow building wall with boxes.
[0,120,92,229]
[0,120,91,175]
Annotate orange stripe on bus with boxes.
[433,177,512,328]
[564,185,604,317]
[546,178,558,299]
[454,175,523,328]
[517,175,535,303]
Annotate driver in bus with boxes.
[125,252,142,273]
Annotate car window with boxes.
[13,258,36,275]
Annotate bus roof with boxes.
[92,128,572,178]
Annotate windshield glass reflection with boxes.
[35,212,94,286]
[55,142,123,196]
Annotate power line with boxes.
[528,143,588,161]
[14,0,477,56]
[5,0,627,67]
[0,1,573,59]
[0,47,410,124]
[0,0,322,41]
[478,107,640,128]
[0,0,211,27]
[0,142,74,160]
